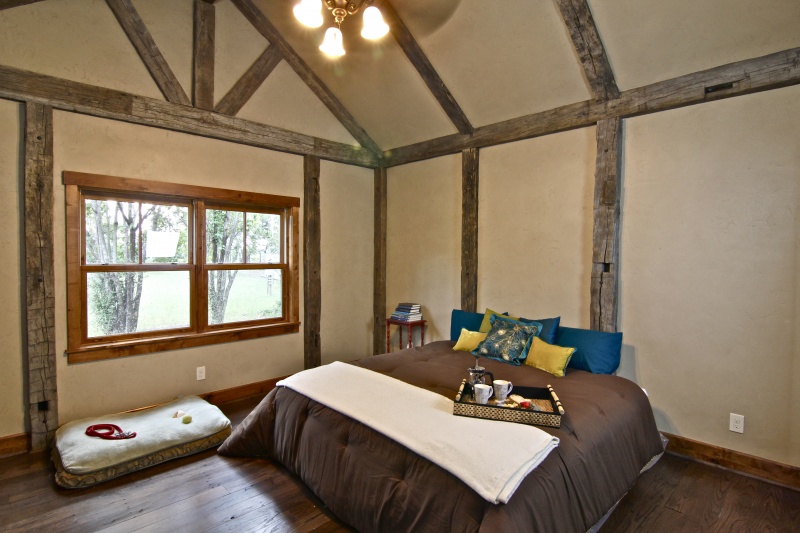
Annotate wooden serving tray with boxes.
[452,380,564,428]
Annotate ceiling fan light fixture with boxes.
[361,6,389,40]
[293,0,323,28]
[320,26,346,57]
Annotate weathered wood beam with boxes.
[215,45,282,117]
[0,0,45,9]
[590,117,622,332]
[381,1,473,135]
[105,0,192,106]
[24,102,58,451]
[372,167,387,354]
[193,0,215,110]
[382,47,800,167]
[303,155,321,369]
[461,148,479,313]
[555,0,619,101]
[230,0,382,155]
[0,64,378,167]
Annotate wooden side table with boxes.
[386,318,426,353]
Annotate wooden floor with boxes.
[1,396,798,533]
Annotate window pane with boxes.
[208,269,282,325]
[246,212,281,263]
[85,199,139,264]
[142,203,190,263]
[206,210,243,264]
[87,271,190,337]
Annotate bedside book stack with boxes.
[391,303,423,322]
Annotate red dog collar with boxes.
[85,423,136,440]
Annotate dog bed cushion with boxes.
[53,395,231,488]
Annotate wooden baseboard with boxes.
[0,433,30,459]
[662,432,800,490]
[0,376,287,458]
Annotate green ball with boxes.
[182,415,192,424]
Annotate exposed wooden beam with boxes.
[0,0,45,10]
[303,155,322,369]
[461,148,479,313]
[0,64,378,167]
[105,0,191,106]
[590,117,622,332]
[555,0,619,101]
[381,1,473,135]
[193,0,215,110]
[215,45,282,117]
[23,103,58,451]
[382,47,800,167]
[372,167,387,355]
[230,0,382,155]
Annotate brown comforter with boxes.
[219,341,664,532]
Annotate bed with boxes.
[219,338,664,532]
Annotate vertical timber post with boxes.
[590,117,623,332]
[192,0,215,110]
[24,102,58,451]
[372,167,387,355]
[303,155,321,369]
[461,148,479,312]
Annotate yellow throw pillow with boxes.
[478,308,520,333]
[524,337,576,377]
[453,329,488,351]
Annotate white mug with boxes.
[493,380,513,402]
[473,384,493,404]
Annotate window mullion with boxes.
[196,200,208,333]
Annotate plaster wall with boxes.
[620,86,800,465]
[0,100,25,437]
[320,161,374,364]
[386,155,461,347]
[478,129,597,325]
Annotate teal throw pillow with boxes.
[472,315,542,366]
[556,326,623,374]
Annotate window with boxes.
[65,172,300,363]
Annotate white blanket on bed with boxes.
[278,362,559,504]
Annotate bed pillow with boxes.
[478,308,517,333]
[520,316,560,345]
[524,337,575,377]
[472,315,541,365]
[453,329,488,351]
[450,309,485,341]
[556,326,623,374]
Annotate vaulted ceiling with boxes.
[1,0,798,164]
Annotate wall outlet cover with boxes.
[729,413,744,433]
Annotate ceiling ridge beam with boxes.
[381,1,473,135]
[215,45,283,117]
[555,0,619,101]
[0,63,379,167]
[382,46,800,167]
[105,0,192,107]
[0,0,46,10]
[230,0,382,155]
[193,0,215,110]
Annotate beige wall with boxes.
[620,86,800,465]
[0,100,25,437]
[386,155,462,347]
[320,161,374,364]
[479,129,596,325]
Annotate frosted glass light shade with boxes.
[293,0,323,28]
[320,27,346,57]
[361,6,389,40]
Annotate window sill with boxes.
[67,322,301,364]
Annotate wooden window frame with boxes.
[65,171,300,364]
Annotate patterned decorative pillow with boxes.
[472,315,541,365]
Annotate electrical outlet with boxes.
[196,366,206,381]
[729,413,744,433]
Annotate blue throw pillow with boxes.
[520,316,560,344]
[556,326,622,374]
[450,309,484,341]
[472,315,542,366]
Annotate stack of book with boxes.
[391,303,423,322]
